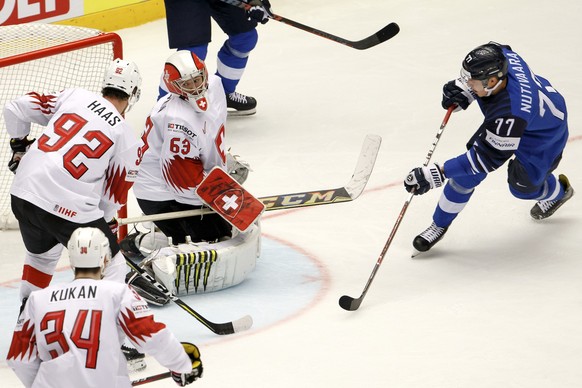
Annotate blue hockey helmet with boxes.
[461,42,508,82]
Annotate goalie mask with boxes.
[102,58,142,113]
[163,50,209,113]
[67,227,111,273]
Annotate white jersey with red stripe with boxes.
[133,74,227,206]
[3,88,141,223]
[6,278,191,388]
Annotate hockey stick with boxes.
[125,258,253,335]
[119,134,381,226]
[339,107,455,311]
[131,372,171,386]
[218,0,400,50]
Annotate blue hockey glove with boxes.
[442,78,475,112]
[404,163,445,195]
[247,0,273,24]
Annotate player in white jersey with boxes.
[6,227,202,388]
[132,50,233,244]
[3,59,142,301]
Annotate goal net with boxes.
[0,23,123,230]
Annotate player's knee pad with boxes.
[225,29,258,57]
[447,178,476,195]
[449,173,486,192]
[148,223,261,295]
[507,159,545,199]
[20,245,63,300]
[24,244,63,273]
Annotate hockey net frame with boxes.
[0,23,126,232]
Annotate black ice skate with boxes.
[412,222,449,256]
[121,344,147,372]
[126,271,171,306]
[530,174,574,220]
[227,91,257,116]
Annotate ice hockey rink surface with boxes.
[1,0,581,386]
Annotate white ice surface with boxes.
[1,1,582,387]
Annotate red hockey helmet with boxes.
[163,51,209,111]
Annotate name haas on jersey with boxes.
[87,100,122,126]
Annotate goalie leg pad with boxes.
[152,223,261,295]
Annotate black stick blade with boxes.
[376,22,400,44]
[339,295,362,311]
[352,22,400,50]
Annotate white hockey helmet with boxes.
[67,227,111,272]
[102,58,142,112]
[163,50,209,112]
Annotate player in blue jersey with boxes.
[403,42,574,254]
[160,0,272,116]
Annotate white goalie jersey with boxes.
[3,88,141,223]
[6,278,191,388]
[133,74,227,206]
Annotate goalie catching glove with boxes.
[171,342,203,386]
[8,136,35,173]
[404,163,445,195]
[226,152,252,185]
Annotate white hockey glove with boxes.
[246,0,273,24]
[226,152,252,185]
[8,136,35,173]
[404,163,445,195]
[171,342,203,386]
[442,78,475,112]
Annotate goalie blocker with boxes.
[196,167,265,232]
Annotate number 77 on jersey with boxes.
[196,167,265,232]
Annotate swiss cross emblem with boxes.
[196,97,208,111]
[213,189,243,219]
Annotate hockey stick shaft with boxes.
[131,372,171,386]
[339,107,454,311]
[125,258,253,335]
[119,134,381,226]
[218,0,399,50]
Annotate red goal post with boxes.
[0,23,127,235]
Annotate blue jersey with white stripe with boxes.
[443,46,569,186]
